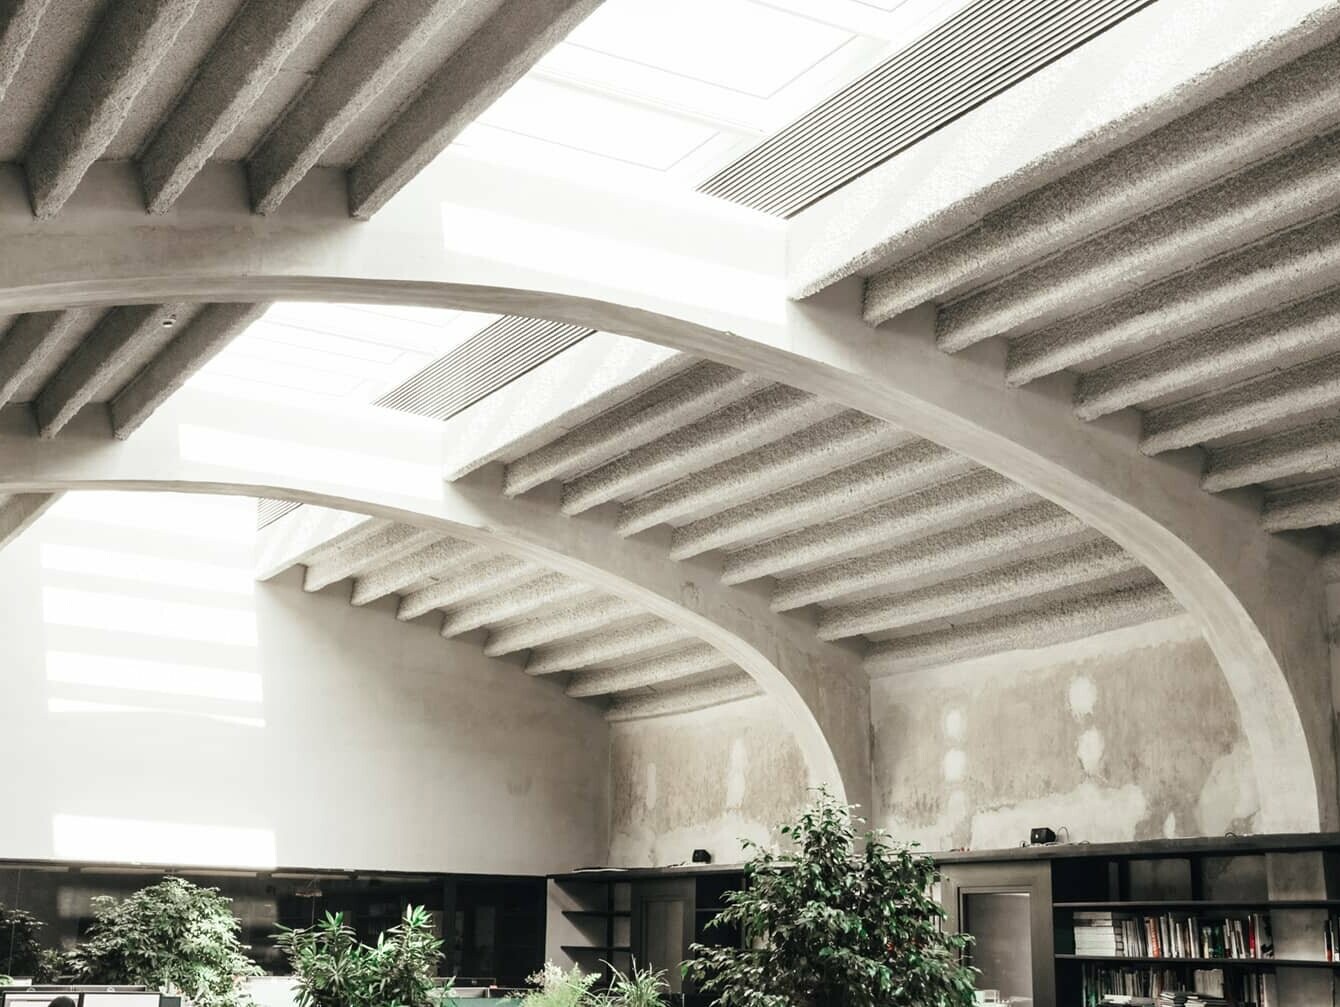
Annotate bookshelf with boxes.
[546,866,745,1003]
[935,832,1340,1007]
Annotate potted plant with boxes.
[1,903,62,982]
[66,876,261,1007]
[683,788,978,1007]
[519,962,601,1007]
[275,904,446,1007]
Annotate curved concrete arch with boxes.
[0,161,1328,831]
[0,398,868,810]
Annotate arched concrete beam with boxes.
[0,157,1328,831]
[0,397,869,811]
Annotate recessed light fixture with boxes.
[162,317,176,328]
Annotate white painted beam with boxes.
[349,536,487,606]
[526,618,689,675]
[864,580,1180,676]
[246,0,465,215]
[303,523,441,592]
[438,571,592,636]
[721,469,1034,585]
[0,491,59,548]
[670,441,977,561]
[617,411,905,537]
[347,0,603,218]
[818,539,1140,640]
[605,671,761,722]
[398,555,541,622]
[1074,288,1340,421]
[935,131,1340,351]
[1202,419,1340,492]
[0,310,94,410]
[0,0,49,104]
[1006,214,1340,386]
[772,503,1094,611]
[109,302,269,439]
[24,0,200,218]
[503,361,757,496]
[139,0,339,213]
[1141,352,1340,456]
[483,595,642,657]
[565,644,732,698]
[35,303,187,438]
[560,385,839,516]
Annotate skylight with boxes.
[188,302,502,407]
[448,0,973,194]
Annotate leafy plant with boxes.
[600,960,668,1007]
[275,905,445,1007]
[1,904,58,981]
[683,787,977,1007]
[66,876,260,1007]
[520,962,601,1007]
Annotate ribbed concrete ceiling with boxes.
[259,511,761,722]
[860,29,1340,541]
[446,353,1181,677]
[0,302,266,438]
[0,0,600,218]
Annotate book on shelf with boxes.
[1080,965,1275,1007]
[1070,911,1273,961]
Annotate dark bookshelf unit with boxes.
[547,867,745,1002]
[935,833,1340,1007]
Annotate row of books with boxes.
[1073,911,1274,960]
[1080,965,1276,1007]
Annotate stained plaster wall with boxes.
[607,695,811,866]
[871,615,1261,850]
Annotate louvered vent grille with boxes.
[257,498,301,529]
[374,315,593,418]
[698,0,1159,217]
[256,315,594,528]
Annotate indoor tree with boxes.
[0,903,62,981]
[683,788,977,1007]
[66,876,260,1007]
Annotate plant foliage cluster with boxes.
[520,960,669,1007]
[1,904,62,983]
[66,877,262,1007]
[275,905,447,1007]
[683,788,977,1007]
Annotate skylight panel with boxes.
[565,0,850,97]
[474,77,717,170]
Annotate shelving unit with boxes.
[934,832,1340,1007]
[548,874,633,981]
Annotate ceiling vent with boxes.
[697,0,1159,217]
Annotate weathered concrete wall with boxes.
[872,615,1260,850]
[607,695,810,866]
[0,492,609,875]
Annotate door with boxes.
[940,861,1054,1007]
[631,879,695,993]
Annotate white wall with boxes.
[0,492,609,875]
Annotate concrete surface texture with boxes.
[0,0,600,218]
[819,5,1340,542]
[3,0,1340,851]
[607,695,809,867]
[872,616,1259,849]
[442,341,1175,681]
